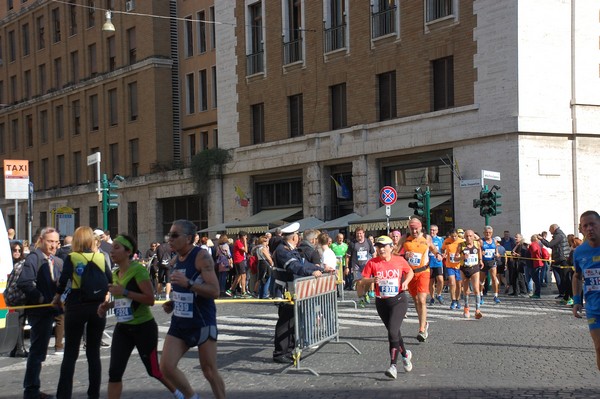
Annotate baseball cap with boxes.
[374,235,393,246]
[456,228,464,234]
[494,236,501,242]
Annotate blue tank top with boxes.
[482,240,496,261]
[170,246,217,329]
[429,236,443,268]
[573,242,600,314]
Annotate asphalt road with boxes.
[1,287,599,399]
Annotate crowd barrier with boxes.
[283,274,361,376]
[335,256,357,308]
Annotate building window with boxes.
[70,51,79,83]
[38,64,46,94]
[107,36,116,71]
[161,196,207,236]
[127,27,136,64]
[39,110,48,144]
[246,2,264,75]
[432,56,454,111]
[108,88,118,126]
[283,0,303,64]
[54,57,62,89]
[255,179,303,209]
[23,70,31,99]
[55,105,64,139]
[426,0,453,22]
[129,138,139,177]
[87,0,95,28]
[8,30,15,62]
[209,6,216,49]
[8,0,13,10]
[9,75,17,103]
[288,94,303,137]
[22,23,30,56]
[211,66,217,108]
[69,0,77,36]
[188,133,196,162]
[89,206,97,228]
[72,99,80,135]
[184,17,193,57]
[127,202,138,242]
[251,103,264,144]
[212,128,218,148]
[197,11,206,54]
[109,143,118,178]
[128,82,138,121]
[378,71,397,121]
[0,123,4,154]
[201,131,208,151]
[324,0,347,52]
[11,119,19,150]
[89,94,99,131]
[57,155,65,187]
[73,151,82,184]
[0,81,3,105]
[37,16,45,50]
[42,158,49,189]
[372,0,397,38]
[52,8,61,43]
[199,69,208,111]
[330,83,347,130]
[186,73,195,114]
[88,43,97,77]
[26,114,33,147]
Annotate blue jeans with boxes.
[218,271,228,294]
[532,267,544,296]
[524,265,534,293]
[259,275,272,299]
[23,312,54,399]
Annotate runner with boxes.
[360,236,414,379]
[403,217,439,342]
[481,226,501,304]
[97,234,183,399]
[442,230,464,310]
[346,227,375,308]
[428,225,445,306]
[456,230,483,319]
[572,210,600,370]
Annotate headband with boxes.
[408,219,422,228]
[114,235,133,252]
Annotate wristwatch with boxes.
[187,279,194,289]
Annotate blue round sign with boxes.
[380,186,397,205]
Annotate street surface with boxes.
[1,286,599,398]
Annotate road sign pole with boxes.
[14,199,18,240]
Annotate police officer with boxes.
[271,223,323,363]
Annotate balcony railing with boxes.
[283,38,303,65]
[372,6,397,39]
[324,24,346,53]
[246,50,264,75]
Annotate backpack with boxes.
[216,248,230,273]
[5,253,44,307]
[4,260,27,306]
[74,253,109,302]
[248,254,258,274]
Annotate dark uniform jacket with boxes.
[272,241,321,298]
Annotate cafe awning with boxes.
[198,222,228,235]
[347,196,451,232]
[315,213,361,231]
[276,216,324,233]
[226,207,302,235]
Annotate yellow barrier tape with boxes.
[504,254,552,262]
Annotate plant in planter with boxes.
[190,147,232,195]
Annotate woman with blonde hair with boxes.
[253,235,274,298]
[53,226,113,399]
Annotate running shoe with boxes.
[368,291,375,299]
[566,298,574,306]
[456,302,462,310]
[385,364,398,379]
[463,306,470,318]
[416,329,427,343]
[225,289,233,297]
[423,322,429,340]
[450,301,457,310]
[479,297,484,305]
[436,295,444,305]
[358,299,366,309]
[429,297,435,306]
[494,296,501,304]
[402,350,413,372]
[364,294,371,304]
[529,294,540,299]
[475,310,483,319]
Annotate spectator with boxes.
[539,224,572,305]
[9,241,28,358]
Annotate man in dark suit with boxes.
[17,227,63,399]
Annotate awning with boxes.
[276,216,324,233]
[315,213,361,231]
[226,207,302,235]
[348,196,451,232]
[198,222,228,235]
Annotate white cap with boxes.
[281,222,300,235]
[93,229,105,236]
[493,236,501,242]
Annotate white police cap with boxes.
[281,222,300,235]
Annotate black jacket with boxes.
[297,240,321,265]
[17,249,63,315]
[539,228,569,263]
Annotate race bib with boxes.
[114,298,133,323]
[408,252,423,267]
[465,253,478,267]
[172,291,194,318]
[484,249,495,259]
[357,249,368,261]
[449,253,457,263]
[378,278,400,298]
[584,268,600,292]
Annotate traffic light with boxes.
[490,190,502,216]
[101,173,124,230]
[408,187,425,216]
[479,189,494,217]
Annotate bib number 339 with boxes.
[172,291,194,318]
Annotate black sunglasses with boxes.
[168,232,181,239]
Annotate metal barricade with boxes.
[283,274,361,376]
[335,256,357,308]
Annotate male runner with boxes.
[442,230,464,310]
[481,226,501,304]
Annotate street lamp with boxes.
[102,10,115,32]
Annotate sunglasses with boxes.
[168,232,181,239]
[12,248,22,252]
